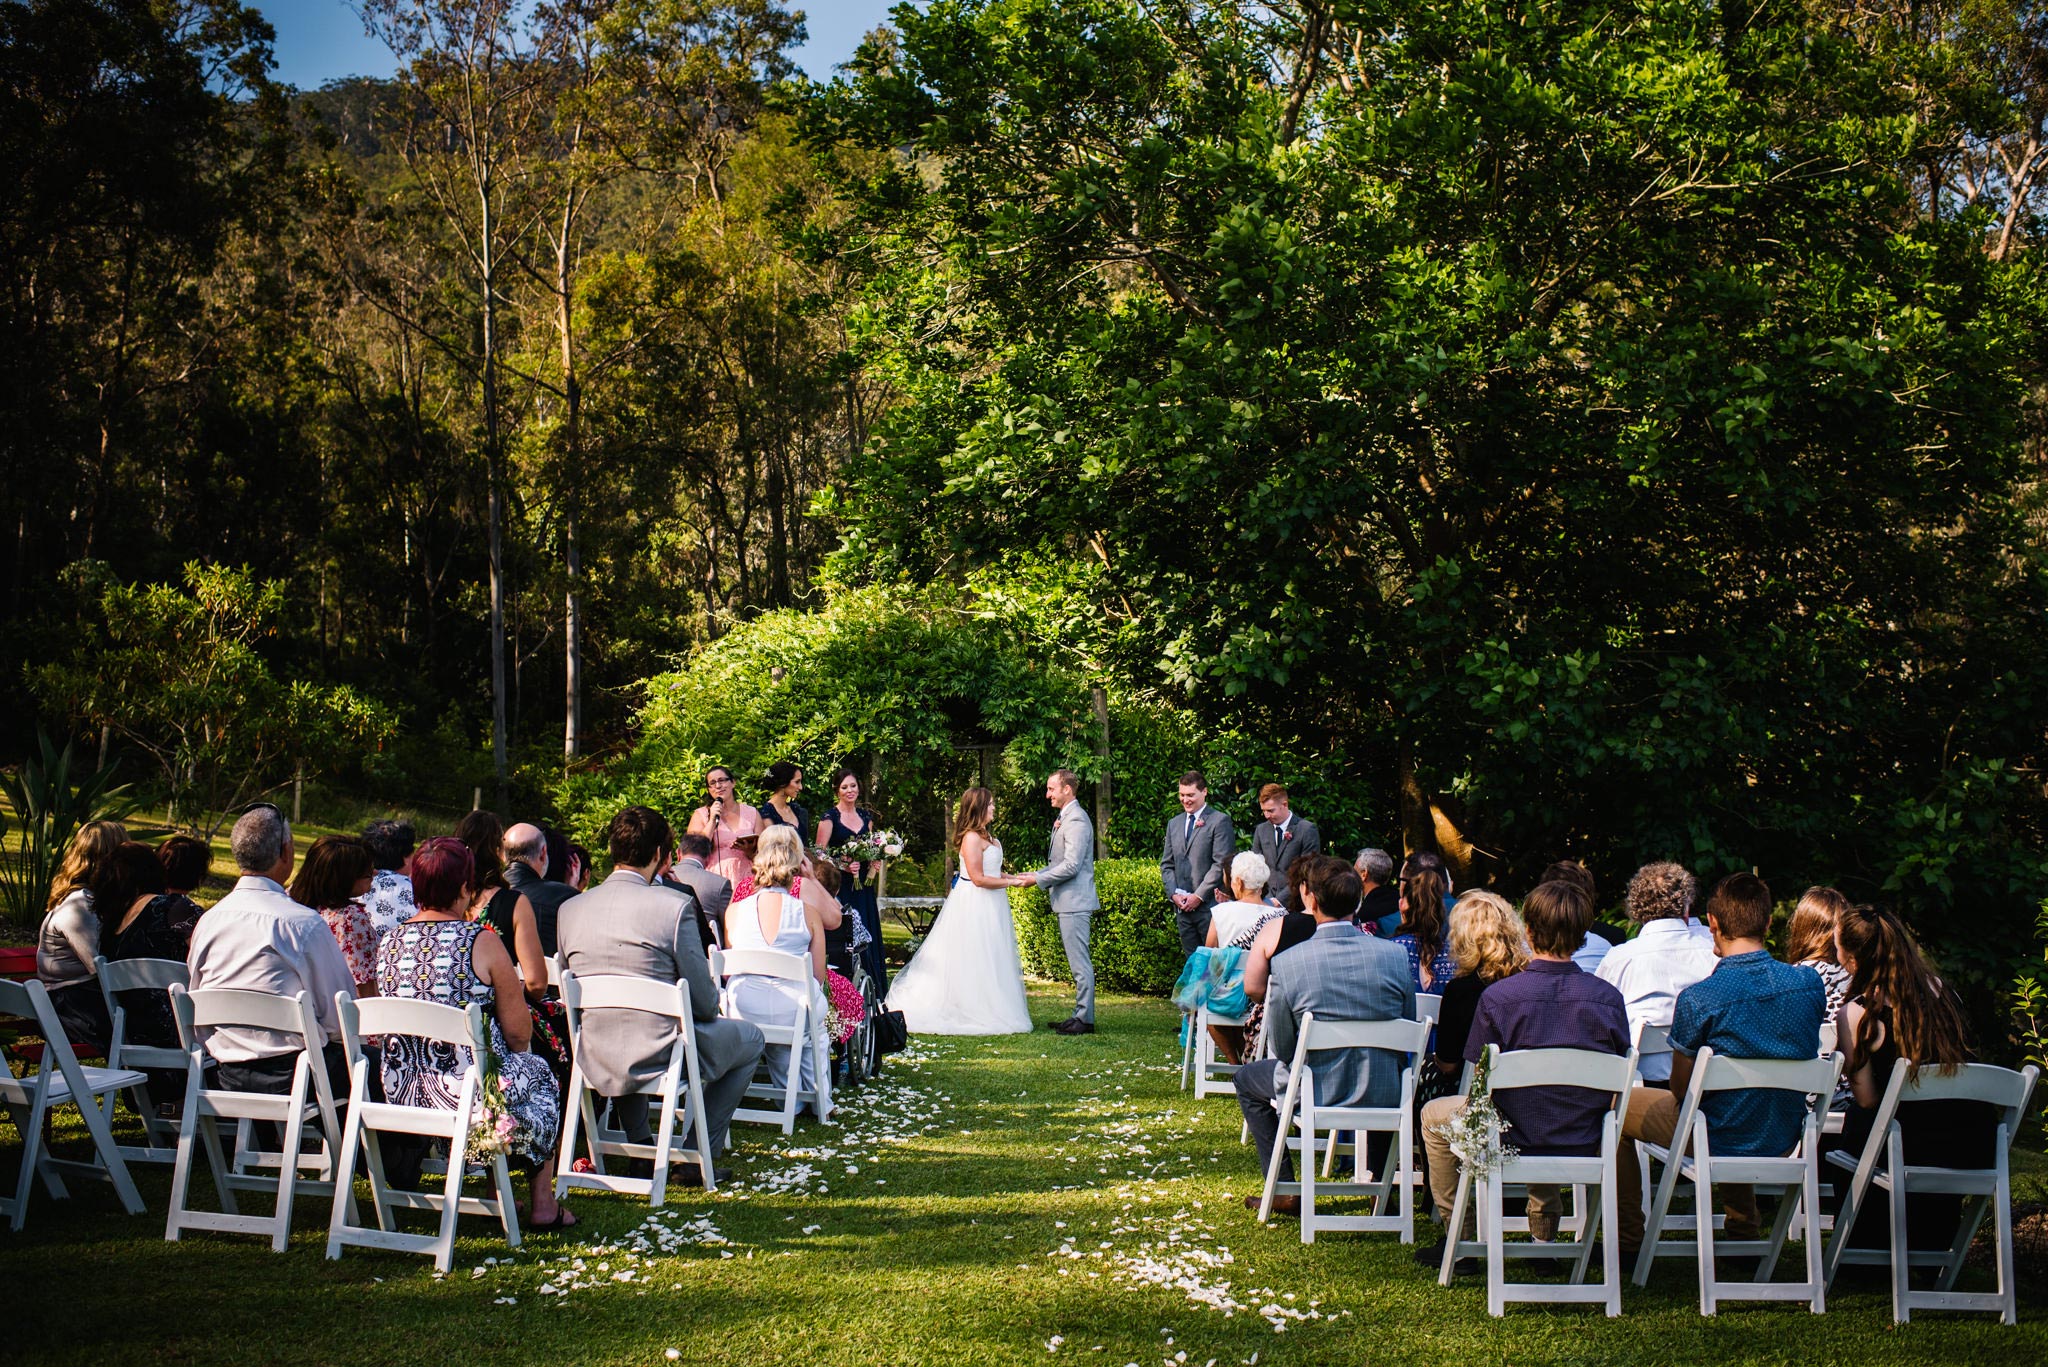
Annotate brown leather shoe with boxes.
[1245,1193,1300,1217]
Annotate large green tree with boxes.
[811,0,2048,968]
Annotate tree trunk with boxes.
[1397,749,1481,886]
[481,196,509,808]
[558,216,584,761]
[1091,686,1112,859]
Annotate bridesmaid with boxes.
[687,764,761,886]
[816,767,887,991]
[757,761,810,843]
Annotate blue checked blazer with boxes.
[1266,921,1417,1108]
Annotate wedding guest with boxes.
[758,761,810,842]
[289,835,379,997]
[690,765,761,886]
[1251,783,1322,910]
[1235,858,1413,1215]
[1828,902,1997,1251]
[154,835,212,939]
[1243,859,1318,1003]
[540,826,575,888]
[816,767,886,990]
[474,829,570,1090]
[1615,873,1826,1258]
[186,806,355,1105]
[556,806,764,1183]
[1785,885,1851,1026]
[376,837,570,1228]
[36,819,129,1051]
[669,832,731,954]
[504,822,576,957]
[1391,856,1456,993]
[1354,848,1400,935]
[1416,880,1628,1266]
[1161,770,1236,953]
[725,826,832,1098]
[1594,860,1717,1081]
[1197,851,1281,1062]
[97,841,189,1098]
[455,809,507,893]
[1542,859,1625,971]
[566,843,592,891]
[360,818,418,938]
[1419,889,1530,1103]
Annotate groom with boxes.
[1026,769,1099,1036]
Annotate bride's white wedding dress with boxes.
[885,840,1033,1035]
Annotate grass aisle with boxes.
[6,983,2045,1366]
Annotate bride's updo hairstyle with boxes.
[952,787,995,849]
[753,825,805,889]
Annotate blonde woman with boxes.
[1427,890,1531,1089]
[885,787,1033,1035]
[36,819,129,1050]
[725,825,833,1093]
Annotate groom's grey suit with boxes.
[1039,799,1100,1024]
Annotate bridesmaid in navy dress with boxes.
[817,767,887,991]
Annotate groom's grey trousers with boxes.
[1059,911,1095,1023]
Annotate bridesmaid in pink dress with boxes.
[686,764,761,885]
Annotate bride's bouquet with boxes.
[828,828,905,886]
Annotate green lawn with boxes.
[4,984,2045,1366]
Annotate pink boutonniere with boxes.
[1283,830,1294,842]
[1053,818,1063,829]
[1193,817,1206,829]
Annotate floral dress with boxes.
[374,920,559,1162]
[319,900,379,992]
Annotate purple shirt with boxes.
[1466,958,1631,1155]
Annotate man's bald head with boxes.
[504,822,548,877]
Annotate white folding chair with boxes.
[1437,1046,1638,1316]
[1191,1005,1251,1099]
[1631,1045,1842,1314]
[1415,993,1443,1026]
[543,954,562,990]
[1823,1059,2038,1324]
[164,986,353,1252]
[713,948,832,1132]
[0,977,147,1231]
[325,994,520,1272]
[1256,1012,1433,1244]
[554,971,717,1204]
[94,955,193,1163]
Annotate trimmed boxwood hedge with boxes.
[1012,858,1185,996]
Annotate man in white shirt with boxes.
[1593,861,1717,1082]
[187,804,358,1099]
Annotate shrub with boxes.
[1011,858,1185,996]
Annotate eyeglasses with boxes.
[707,775,735,787]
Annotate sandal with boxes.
[526,1207,579,1231]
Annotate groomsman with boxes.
[1159,770,1236,954]
[1252,783,1322,910]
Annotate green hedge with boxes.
[1011,858,1185,996]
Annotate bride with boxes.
[886,786,1035,1035]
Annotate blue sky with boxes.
[252,0,902,90]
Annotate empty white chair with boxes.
[1631,1045,1843,1314]
[1256,1011,1433,1244]
[1191,1005,1251,1100]
[714,947,832,1133]
[1823,1059,2039,1324]
[554,971,717,1204]
[325,995,520,1272]
[94,955,193,1163]
[0,977,147,1231]
[1437,1045,1639,1316]
[164,986,353,1252]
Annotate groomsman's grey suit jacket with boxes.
[1253,814,1323,908]
[1159,805,1236,907]
[1039,801,1100,915]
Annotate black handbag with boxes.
[872,1008,909,1056]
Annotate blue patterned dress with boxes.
[374,920,560,1162]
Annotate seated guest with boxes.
[1540,859,1625,971]
[290,835,379,998]
[97,841,191,1101]
[1391,856,1456,993]
[1828,902,1997,1251]
[565,843,592,891]
[1186,852,1280,1064]
[1239,857,1319,1062]
[1234,857,1414,1216]
[668,832,731,955]
[1615,873,1827,1257]
[154,835,212,939]
[557,806,765,1181]
[725,825,834,1097]
[503,822,577,959]
[187,806,356,1105]
[1417,880,1628,1263]
[1420,889,1530,1099]
[1353,848,1400,936]
[360,819,417,938]
[1594,861,1716,1081]
[36,819,130,1052]
[376,837,570,1227]
[1785,885,1851,1026]
[456,809,507,900]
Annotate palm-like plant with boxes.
[0,732,137,925]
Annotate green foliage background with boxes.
[1011,859,1186,996]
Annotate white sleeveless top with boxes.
[729,887,810,956]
